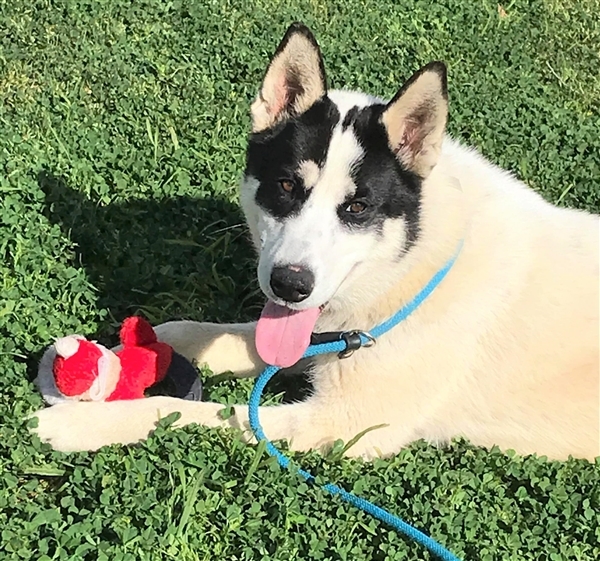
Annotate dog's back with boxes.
[349,136,600,459]
[467,153,599,458]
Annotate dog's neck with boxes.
[317,166,469,333]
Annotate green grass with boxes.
[1,0,599,559]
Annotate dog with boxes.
[33,23,599,461]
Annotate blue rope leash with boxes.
[248,245,463,561]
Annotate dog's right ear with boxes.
[251,23,327,132]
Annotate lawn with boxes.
[1,0,599,559]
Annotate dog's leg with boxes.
[32,321,317,452]
[32,396,319,453]
[152,320,266,378]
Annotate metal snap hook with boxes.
[338,330,376,359]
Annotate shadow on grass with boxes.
[37,169,313,402]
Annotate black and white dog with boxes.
[34,23,599,460]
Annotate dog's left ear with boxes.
[250,22,327,132]
[381,62,448,178]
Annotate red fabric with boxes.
[53,340,103,396]
[53,316,176,401]
[107,347,158,401]
[119,316,158,347]
[144,342,172,382]
[118,316,172,384]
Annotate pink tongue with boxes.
[255,301,321,368]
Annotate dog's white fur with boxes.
[33,129,600,459]
[32,40,599,461]
[247,96,383,311]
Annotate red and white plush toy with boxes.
[36,316,201,405]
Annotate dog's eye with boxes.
[279,179,295,194]
[345,201,367,214]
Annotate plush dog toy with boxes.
[36,316,201,405]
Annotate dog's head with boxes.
[240,23,449,367]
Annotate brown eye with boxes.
[279,179,294,193]
[346,201,367,214]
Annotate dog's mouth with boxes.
[255,301,323,368]
[255,262,362,368]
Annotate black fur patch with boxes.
[337,105,422,244]
[246,97,340,219]
[245,99,422,246]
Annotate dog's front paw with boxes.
[30,397,180,452]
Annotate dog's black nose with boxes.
[270,265,315,303]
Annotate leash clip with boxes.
[338,330,376,359]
